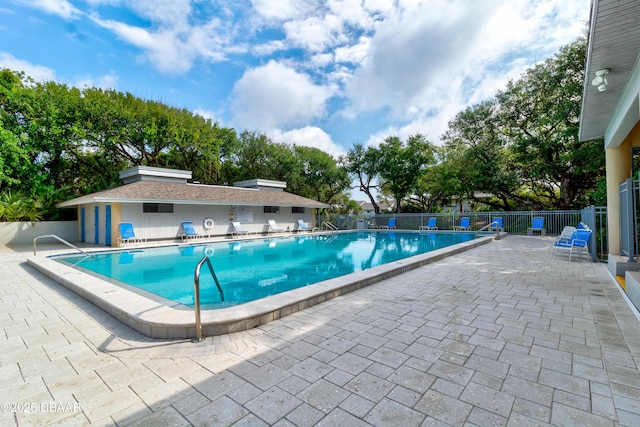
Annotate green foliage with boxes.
[495,37,603,209]
[291,145,351,206]
[0,190,44,222]
[439,36,604,211]
[377,134,436,213]
[442,100,521,210]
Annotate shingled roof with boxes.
[57,180,329,209]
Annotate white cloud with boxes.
[74,72,118,90]
[343,1,498,115]
[341,0,589,144]
[14,0,81,19]
[90,14,233,74]
[85,0,192,26]
[88,0,234,74]
[230,60,333,131]
[250,0,320,21]
[334,37,370,65]
[0,52,56,81]
[273,126,345,157]
[193,108,216,123]
[283,14,346,53]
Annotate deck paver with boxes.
[2,236,640,425]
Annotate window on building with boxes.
[263,206,280,214]
[143,203,174,213]
[292,207,305,214]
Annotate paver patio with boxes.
[1,236,639,426]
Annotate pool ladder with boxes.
[193,255,224,342]
[321,221,338,233]
[476,221,502,240]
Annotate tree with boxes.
[81,89,174,166]
[0,69,86,201]
[291,145,351,206]
[442,100,521,211]
[377,134,435,213]
[164,111,236,185]
[340,143,382,213]
[496,37,604,209]
[411,146,464,212]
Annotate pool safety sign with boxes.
[238,206,253,223]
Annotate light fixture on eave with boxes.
[592,69,610,92]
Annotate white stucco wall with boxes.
[0,221,79,246]
[119,204,315,241]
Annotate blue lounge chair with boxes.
[268,219,285,234]
[180,221,200,240]
[117,222,144,247]
[527,217,545,235]
[489,217,503,232]
[420,217,437,231]
[453,217,470,231]
[552,229,592,261]
[231,221,250,237]
[380,218,396,230]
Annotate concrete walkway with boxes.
[1,236,639,426]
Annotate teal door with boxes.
[80,208,85,242]
[105,205,112,246]
[94,206,99,244]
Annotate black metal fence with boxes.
[318,206,608,261]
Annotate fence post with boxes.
[623,179,636,263]
[581,205,597,262]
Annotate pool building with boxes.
[56,166,328,246]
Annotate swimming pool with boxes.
[54,231,477,308]
[29,231,492,338]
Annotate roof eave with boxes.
[579,0,640,144]
[57,197,328,209]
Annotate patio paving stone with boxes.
[1,236,640,425]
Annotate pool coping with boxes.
[27,233,495,339]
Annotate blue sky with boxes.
[1,0,589,159]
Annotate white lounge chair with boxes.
[268,219,285,234]
[555,226,576,242]
[297,219,318,233]
[231,221,251,237]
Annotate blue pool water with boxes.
[55,231,475,308]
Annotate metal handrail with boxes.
[322,221,338,232]
[193,255,224,342]
[476,221,501,240]
[33,235,92,256]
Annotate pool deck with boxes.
[2,235,640,426]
